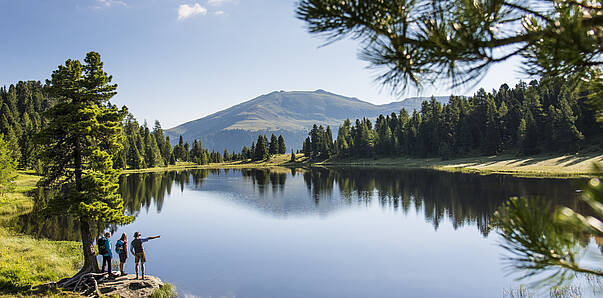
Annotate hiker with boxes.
[130,232,160,280]
[98,232,113,275]
[115,233,128,276]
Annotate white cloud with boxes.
[97,0,127,7]
[214,10,225,15]
[208,0,233,6]
[178,3,208,21]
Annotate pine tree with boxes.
[269,134,278,155]
[169,152,176,165]
[556,97,584,152]
[325,126,333,156]
[0,134,17,196]
[242,146,251,160]
[183,143,190,162]
[144,132,163,167]
[127,140,144,169]
[481,95,501,155]
[296,1,602,95]
[516,118,527,153]
[302,137,312,157]
[36,52,132,278]
[254,135,268,161]
[2,126,21,163]
[277,135,286,154]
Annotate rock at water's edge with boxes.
[97,274,163,298]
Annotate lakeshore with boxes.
[0,172,82,296]
[2,153,600,296]
[0,173,171,297]
[123,152,603,178]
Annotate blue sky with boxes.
[0,0,527,128]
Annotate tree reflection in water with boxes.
[16,168,583,241]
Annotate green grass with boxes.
[328,153,603,178]
[0,228,82,294]
[150,282,177,298]
[123,153,603,178]
[0,172,38,217]
[0,171,82,296]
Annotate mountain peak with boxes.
[166,91,448,152]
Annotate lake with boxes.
[21,167,600,297]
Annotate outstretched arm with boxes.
[149,235,161,240]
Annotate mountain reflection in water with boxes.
[18,167,582,241]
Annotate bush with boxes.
[150,282,177,298]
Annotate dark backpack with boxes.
[131,238,144,254]
[98,238,108,255]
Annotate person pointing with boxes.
[130,232,161,280]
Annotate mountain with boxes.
[166,90,448,152]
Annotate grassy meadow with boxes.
[124,152,603,178]
[325,152,603,178]
[0,172,82,296]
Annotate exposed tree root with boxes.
[54,271,113,297]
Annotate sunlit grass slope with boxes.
[0,172,82,296]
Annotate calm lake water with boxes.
[21,167,599,297]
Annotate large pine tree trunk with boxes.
[57,220,100,289]
[79,219,100,274]
[74,138,98,273]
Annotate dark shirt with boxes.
[131,237,149,254]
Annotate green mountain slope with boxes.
[166,90,447,152]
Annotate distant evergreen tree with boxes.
[269,134,278,155]
[152,121,171,166]
[302,137,312,157]
[0,134,17,196]
[127,139,144,169]
[254,135,268,161]
[277,135,286,154]
[325,126,333,156]
[241,146,251,160]
[290,149,296,162]
[223,149,231,162]
[144,129,163,167]
[302,76,598,160]
[183,143,190,162]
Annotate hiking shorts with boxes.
[119,253,127,263]
[134,252,146,263]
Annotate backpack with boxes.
[131,238,144,254]
[115,240,123,254]
[98,238,108,255]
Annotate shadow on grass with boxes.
[554,154,599,167]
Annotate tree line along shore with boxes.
[122,152,602,179]
[0,66,601,297]
[0,174,174,297]
[2,75,601,178]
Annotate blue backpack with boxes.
[115,240,124,254]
